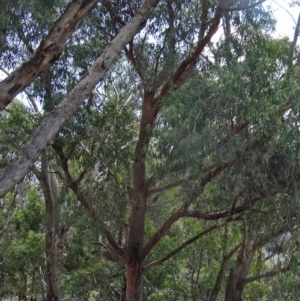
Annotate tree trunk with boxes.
[18,271,27,301]
[224,237,255,301]
[0,255,3,301]
[125,91,156,301]
[126,190,147,301]
[126,261,144,301]
[38,162,63,301]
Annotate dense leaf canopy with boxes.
[0,0,300,300]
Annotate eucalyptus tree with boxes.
[1,1,300,301]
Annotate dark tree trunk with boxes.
[126,261,144,301]
[224,237,256,301]
[126,189,147,301]
[38,162,64,301]
[18,271,27,301]
[0,255,3,301]
[125,92,155,301]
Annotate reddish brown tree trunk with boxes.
[126,261,144,301]
[126,190,147,301]
[125,92,155,301]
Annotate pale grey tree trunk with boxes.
[0,0,161,199]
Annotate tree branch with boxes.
[0,0,100,109]
[185,196,262,220]
[100,0,126,26]
[141,158,238,259]
[243,265,290,284]
[140,198,192,260]
[223,0,267,12]
[124,40,146,85]
[0,65,39,113]
[288,13,300,69]
[144,224,220,271]
[0,0,161,198]
[208,243,242,301]
[0,208,18,238]
[148,174,197,195]
[51,144,128,261]
[157,1,222,100]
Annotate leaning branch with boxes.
[0,209,18,238]
[144,224,220,271]
[0,0,161,198]
[0,65,39,113]
[0,0,99,109]
[185,196,262,220]
[158,1,222,100]
[288,13,300,69]
[100,0,126,26]
[148,174,197,195]
[224,0,267,12]
[140,197,189,260]
[144,217,241,272]
[243,265,290,284]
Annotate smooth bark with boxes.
[0,0,160,198]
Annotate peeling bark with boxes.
[0,0,99,109]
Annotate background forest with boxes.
[0,0,300,300]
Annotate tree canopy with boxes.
[0,0,300,300]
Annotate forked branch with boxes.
[141,158,238,259]
[52,144,128,260]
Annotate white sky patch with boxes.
[271,0,299,39]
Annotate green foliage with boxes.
[1,0,300,300]
[13,187,45,233]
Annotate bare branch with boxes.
[0,65,39,113]
[124,40,146,85]
[157,1,222,100]
[289,13,300,69]
[148,174,196,195]
[100,0,126,26]
[271,0,297,25]
[0,209,18,238]
[140,198,191,260]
